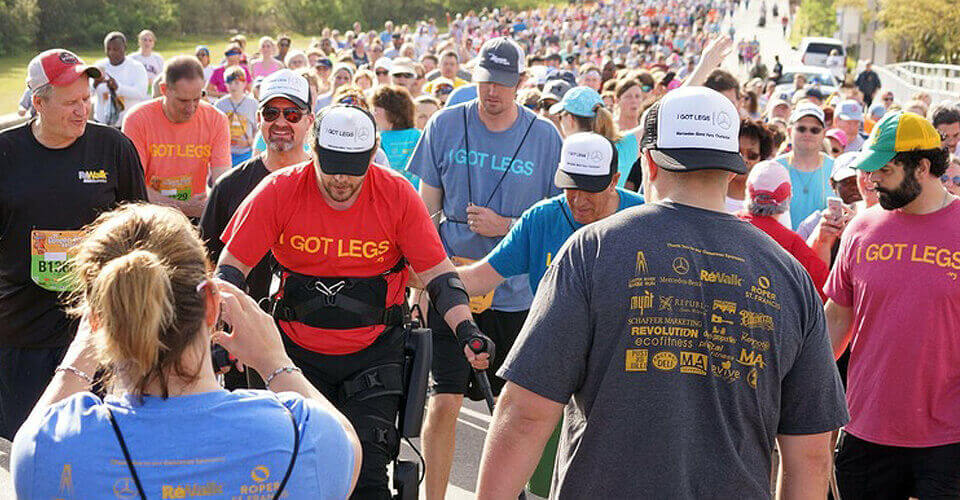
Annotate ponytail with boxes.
[69,204,210,399]
[573,105,623,143]
[592,105,622,143]
[89,250,175,394]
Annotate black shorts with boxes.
[0,345,68,440]
[836,432,960,500]
[427,305,528,400]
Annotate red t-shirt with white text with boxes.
[221,162,446,354]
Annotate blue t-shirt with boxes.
[12,390,355,499]
[408,100,563,311]
[446,85,477,107]
[487,188,644,293]
[776,153,836,230]
[614,133,639,189]
[380,128,422,189]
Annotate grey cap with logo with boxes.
[473,37,525,87]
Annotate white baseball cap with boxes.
[831,152,860,182]
[314,105,377,176]
[259,69,310,110]
[554,132,618,193]
[639,86,746,174]
[790,101,825,126]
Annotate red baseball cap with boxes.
[26,49,101,90]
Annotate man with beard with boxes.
[825,111,960,500]
[201,69,313,303]
[214,104,491,499]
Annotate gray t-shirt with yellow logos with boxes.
[499,201,848,499]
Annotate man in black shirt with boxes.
[0,49,148,439]
[200,68,314,303]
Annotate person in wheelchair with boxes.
[11,204,361,499]
[215,105,493,499]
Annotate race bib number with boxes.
[450,256,494,314]
[30,229,83,292]
[153,175,192,201]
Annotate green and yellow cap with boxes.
[852,111,941,172]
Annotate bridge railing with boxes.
[859,61,960,104]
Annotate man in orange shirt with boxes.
[123,56,231,218]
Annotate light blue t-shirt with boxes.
[380,128,423,189]
[12,390,354,500]
[614,133,639,189]
[446,85,477,107]
[776,153,836,230]
[408,101,563,311]
[487,188,644,293]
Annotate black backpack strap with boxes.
[273,397,301,499]
[105,407,147,500]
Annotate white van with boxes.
[798,37,845,67]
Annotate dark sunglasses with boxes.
[742,151,760,161]
[375,70,389,75]
[641,85,653,92]
[338,95,362,106]
[941,175,960,186]
[393,73,415,79]
[795,125,823,135]
[831,147,842,154]
[261,106,305,123]
[883,96,894,101]
[435,85,454,95]
[225,50,241,56]
[225,76,246,84]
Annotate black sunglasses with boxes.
[434,85,454,95]
[742,151,760,161]
[338,95,362,106]
[376,70,389,75]
[261,106,305,123]
[831,147,842,154]
[795,125,823,135]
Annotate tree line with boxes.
[0,0,546,57]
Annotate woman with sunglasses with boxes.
[206,43,252,100]
[11,204,361,499]
[942,154,960,196]
[314,64,355,112]
[726,119,775,215]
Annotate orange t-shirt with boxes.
[122,99,231,199]
[221,162,447,354]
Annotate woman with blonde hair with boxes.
[250,36,284,79]
[11,204,360,499]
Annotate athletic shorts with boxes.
[836,431,960,500]
[427,304,528,400]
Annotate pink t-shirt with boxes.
[825,199,960,447]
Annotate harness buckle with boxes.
[314,280,346,306]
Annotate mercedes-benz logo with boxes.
[715,111,732,130]
[356,127,370,143]
[589,150,603,162]
[113,478,137,499]
[672,257,690,275]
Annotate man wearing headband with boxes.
[216,104,492,498]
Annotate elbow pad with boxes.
[215,264,247,291]
[425,272,470,319]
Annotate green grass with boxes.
[0,33,319,116]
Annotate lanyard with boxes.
[462,105,537,208]
[557,198,578,232]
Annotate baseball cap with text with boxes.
[554,132,618,192]
[26,49,101,90]
[314,105,377,176]
[474,37,525,87]
[258,69,310,110]
[640,86,746,174]
[851,111,942,172]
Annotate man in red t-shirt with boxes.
[216,105,490,499]
[825,112,960,499]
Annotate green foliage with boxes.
[877,0,960,64]
[35,0,176,48]
[789,0,837,46]
[0,0,38,56]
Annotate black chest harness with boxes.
[270,258,409,329]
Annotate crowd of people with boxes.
[2,0,960,498]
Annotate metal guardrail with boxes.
[886,62,960,96]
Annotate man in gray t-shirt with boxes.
[408,37,562,500]
[477,87,848,499]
